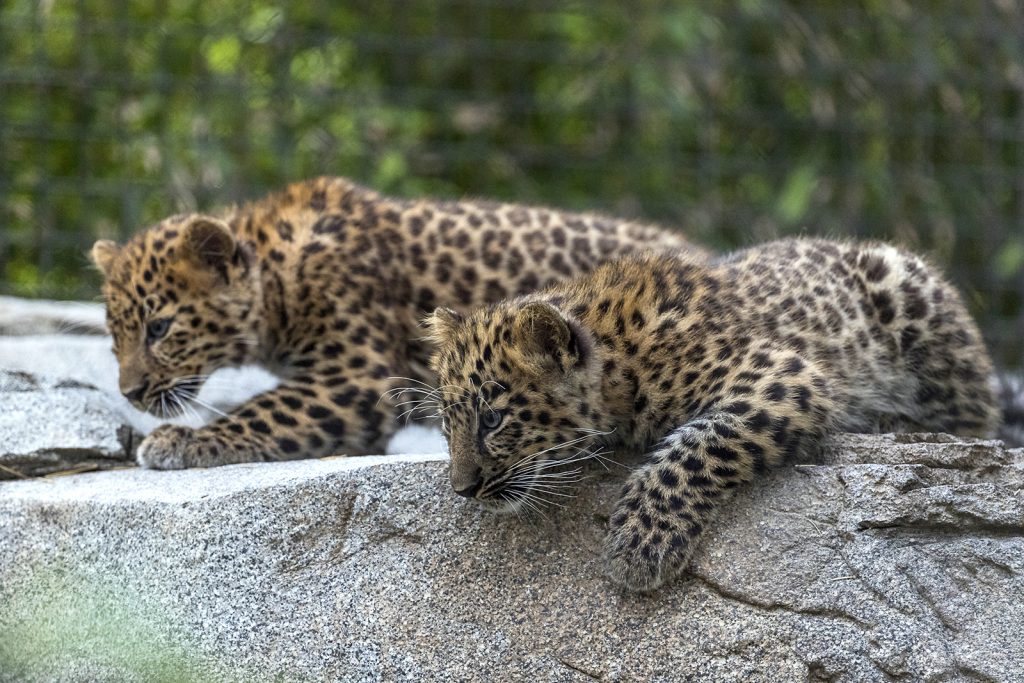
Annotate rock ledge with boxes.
[1,434,1022,682]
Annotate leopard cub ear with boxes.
[182,216,236,274]
[89,240,120,278]
[514,301,581,372]
[427,307,464,339]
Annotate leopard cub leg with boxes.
[605,351,835,591]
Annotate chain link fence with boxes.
[1,1,1022,367]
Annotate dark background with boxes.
[1,1,1022,367]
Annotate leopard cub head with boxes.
[91,214,260,416]
[428,300,601,512]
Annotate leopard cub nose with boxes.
[122,381,149,404]
[452,467,484,498]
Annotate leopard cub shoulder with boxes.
[428,238,998,591]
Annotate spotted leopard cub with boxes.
[92,176,702,469]
[428,239,999,592]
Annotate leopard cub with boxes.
[91,176,701,469]
[428,239,999,591]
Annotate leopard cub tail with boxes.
[995,370,1024,448]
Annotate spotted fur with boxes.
[91,176,703,469]
[428,238,1000,592]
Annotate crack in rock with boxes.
[559,658,602,680]
[690,572,873,632]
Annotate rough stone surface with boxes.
[0,369,135,478]
[1,434,1021,682]
[0,296,106,336]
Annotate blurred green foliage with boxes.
[0,0,1021,365]
[0,565,225,681]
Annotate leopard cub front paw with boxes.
[136,425,198,470]
[603,474,699,592]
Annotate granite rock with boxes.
[0,369,135,478]
[0,296,106,336]
[1,434,1021,682]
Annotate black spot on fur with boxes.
[331,388,359,407]
[278,437,301,454]
[320,418,346,437]
[658,468,679,487]
[307,405,331,419]
[250,419,271,434]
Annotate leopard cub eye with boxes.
[146,317,172,343]
[481,409,504,430]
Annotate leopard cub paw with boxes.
[602,474,698,592]
[136,424,198,470]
